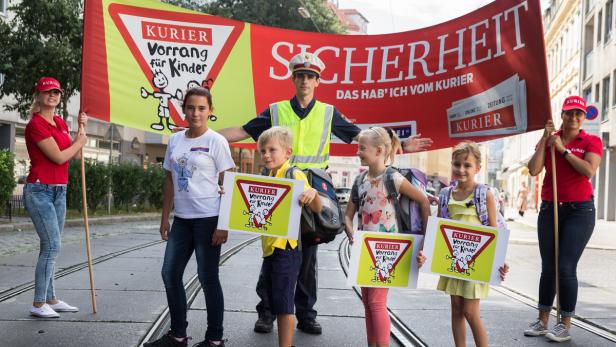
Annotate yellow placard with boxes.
[347,231,422,289]
[421,217,509,285]
[217,172,303,239]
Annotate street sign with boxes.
[584,104,600,137]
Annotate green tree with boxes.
[67,159,110,212]
[111,162,145,211]
[0,0,83,120]
[144,164,166,209]
[0,150,16,210]
[165,0,345,34]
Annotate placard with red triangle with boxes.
[439,224,495,272]
[363,237,413,283]
[236,180,291,229]
[108,4,243,129]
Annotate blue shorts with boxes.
[262,246,302,315]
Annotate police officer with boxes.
[217,52,433,335]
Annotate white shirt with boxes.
[163,129,235,218]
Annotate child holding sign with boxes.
[256,127,322,347]
[418,141,509,347]
[345,127,430,347]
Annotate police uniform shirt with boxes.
[242,96,360,143]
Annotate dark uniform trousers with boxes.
[256,242,318,321]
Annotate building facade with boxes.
[500,0,616,220]
[581,0,616,220]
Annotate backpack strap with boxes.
[284,166,298,179]
[474,184,490,227]
[350,170,368,206]
[438,186,452,218]
[284,166,303,250]
[384,166,408,232]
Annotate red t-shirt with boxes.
[541,130,603,202]
[25,113,72,184]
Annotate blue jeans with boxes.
[537,200,595,317]
[24,183,67,303]
[161,216,223,340]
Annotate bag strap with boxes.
[474,184,490,226]
[384,166,408,232]
[438,186,452,218]
[284,166,298,179]
[285,166,303,250]
[350,170,368,206]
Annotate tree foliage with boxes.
[0,150,16,206]
[164,0,345,34]
[0,0,83,120]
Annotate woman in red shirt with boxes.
[524,96,602,342]
[24,77,87,318]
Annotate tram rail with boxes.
[0,239,165,304]
[140,236,261,346]
[338,237,428,347]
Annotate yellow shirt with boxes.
[261,160,309,257]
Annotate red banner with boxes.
[82,0,550,155]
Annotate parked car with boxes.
[335,187,351,204]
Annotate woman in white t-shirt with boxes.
[146,87,235,347]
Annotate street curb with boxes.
[0,213,161,233]
[509,238,616,251]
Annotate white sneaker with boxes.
[546,323,572,342]
[49,300,79,312]
[524,319,548,336]
[30,304,60,318]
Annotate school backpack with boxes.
[350,166,428,235]
[438,184,508,231]
[285,167,345,246]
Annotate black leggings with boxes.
[537,200,595,317]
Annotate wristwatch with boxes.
[562,149,572,158]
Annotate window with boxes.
[602,76,610,120]
[613,70,616,106]
[598,10,603,44]
[595,83,600,103]
[583,87,593,103]
[607,0,614,42]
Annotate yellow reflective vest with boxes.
[269,100,333,169]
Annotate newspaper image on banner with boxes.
[420,217,509,285]
[346,231,423,289]
[217,172,304,239]
[447,74,527,138]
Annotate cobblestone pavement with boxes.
[0,220,160,257]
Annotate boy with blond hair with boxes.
[256,126,322,347]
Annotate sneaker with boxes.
[30,304,60,318]
[524,319,548,336]
[143,331,189,347]
[297,319,322,335]
[254,316,274,333]
[546,323,572,342]
[49,300,79,312]
[192,339,226,347]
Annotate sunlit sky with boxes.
[337,0,551,34]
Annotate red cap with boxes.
[562,96,586,113]
[35,77,64,94]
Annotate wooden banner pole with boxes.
[80,123,97,313]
